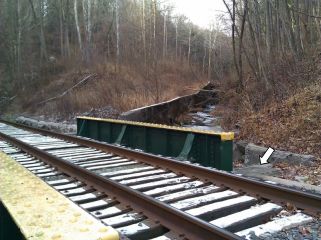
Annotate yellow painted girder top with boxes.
[0,152,119,240]
[78,116,235,141]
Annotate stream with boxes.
[182,104,223,132]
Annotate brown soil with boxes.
[224,82,321,185]
[238,82,321,158]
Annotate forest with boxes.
[0,0,231,114]
[0,0,320,158]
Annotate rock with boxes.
[235,140,248,155]
[245,143,315,166]
[234,164,281,177]
[294,176,309,183]
[245,144,267,165]
[233,143,243,162]
[38,121,46,129]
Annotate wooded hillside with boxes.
[221,0,321,104]
[0,0,232,115]
[0,0,320,122]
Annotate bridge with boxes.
[0,119,319,240]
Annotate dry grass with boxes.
[218,78,321,185]
[212,56,321,185]
[9,60,206,119]
[229,80,321,185]
[238,82,321,157]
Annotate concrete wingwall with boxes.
[119,83,218,124]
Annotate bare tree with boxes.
[187,26,191,64]
[28,0,48,61]
[74,0,83,57]
[115,0,120,67]
[163,9,167,58]
[83,0,93,63]
[141,0,146,67]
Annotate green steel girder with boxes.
[77,117,234,171]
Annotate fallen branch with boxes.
[0,95,17,104]
[37,74,96,105]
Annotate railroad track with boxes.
[0,121,320,240]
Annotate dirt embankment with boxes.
[226,82,321,185]
[238,82,320,158]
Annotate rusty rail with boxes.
[1,120,321,217]
[0,129,241,240]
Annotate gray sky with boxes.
[167,0,226,28]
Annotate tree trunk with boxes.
[152,0,159,102]
[64,0,71,58]
[115,0,120,67]
[39,0,48,60]
[175,20,178,61]
[202,40,206,75]
[187,27,191,64]
[265,0,271,59]
[59,0,64,57]
[87,0,92,61]
[207,29,212,80]
[16,0,22,81]
[163,10,167,58]
[141,0,146,67]
[28,0,48,61]
[83,0,92,63]
[74,0,83,57]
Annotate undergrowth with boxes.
[215,54,321,158]
[8,60,206,119]
[238,82,321,157]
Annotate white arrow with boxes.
[260,147,275,165]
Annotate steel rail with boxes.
[2,120,321,216]
[0,131,241,240]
